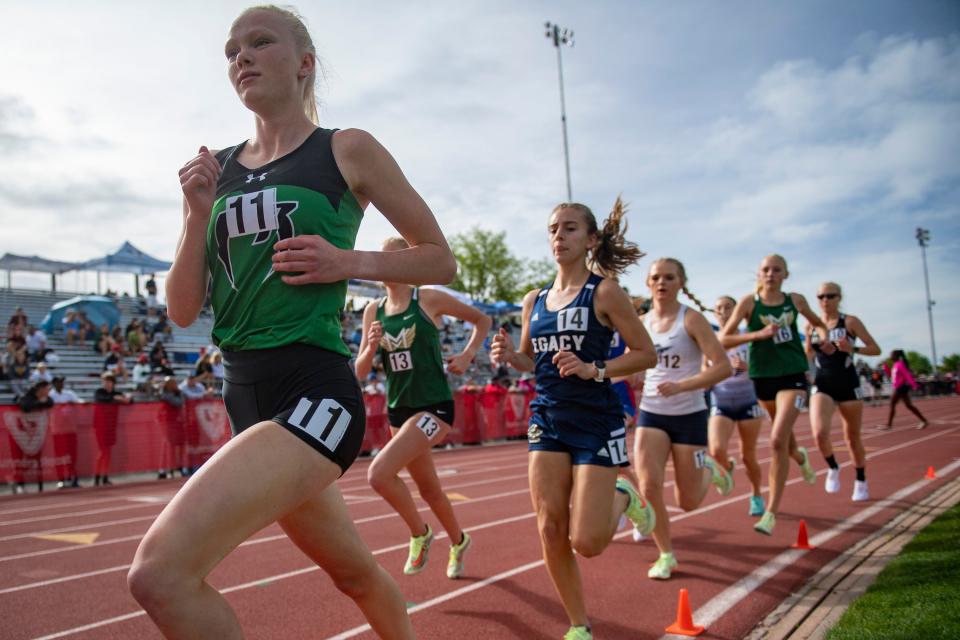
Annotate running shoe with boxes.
[446,531,472,579]
[852,480,870,502]
[749,495,765,517]
[616,477,656,535]
[403,524,434,575]
[563,625,592,640]
[825,467,840,494]
[704,454,734,496]
[647,552,678,580]
[797,447,817,485]
[632,526,647,543]
[754,511,776,536]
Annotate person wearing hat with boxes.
[29,362,53,384]
[92,372,132,486]
[50,376,83,488]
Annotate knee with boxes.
[677,493,701,512]
[329,561,381,602]
[537,516,569,549]
[570,533,606,558]
[639,476,662,500]
[417,482,445,505]
[366,464,393,495]
[128,556,186,612]
[770,434,791,452]
[815,430,832,449]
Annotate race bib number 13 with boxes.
[389,350,413,372]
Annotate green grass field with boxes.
[827,502,960,639]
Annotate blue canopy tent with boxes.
[472,300,522,315]
[77,241,172,295]
[41,296,121,335]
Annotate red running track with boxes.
[1,397,958,639]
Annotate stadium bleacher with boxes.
[1,288,213,403]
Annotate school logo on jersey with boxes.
[531,333,586,354]
[380,325,417,352]
[758,310,795,329]
[213,187,301,289]
[527,422,543,444]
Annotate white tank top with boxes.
[640,305,707,415]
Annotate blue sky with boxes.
[2,0,958,365]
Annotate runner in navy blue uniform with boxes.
[804,282,881,501]
[490,198,656,640]
[128,7,454,638]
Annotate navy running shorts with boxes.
[527,407,629,467]
[813,374,864,403]
[221,343,366,475]
[638,409,709,446]
[709,397,765,422]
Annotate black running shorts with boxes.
[221,343,366,475]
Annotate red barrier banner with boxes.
[1,391,536,485]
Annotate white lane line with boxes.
[0,503,161,528]
[25,512,538,640]
[0,565,131,595]
[0,515,157,543]
[661,456,960,639]
[29,426,957,639]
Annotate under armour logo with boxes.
[246,172,268,183]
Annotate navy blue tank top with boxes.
[528,273,621,416]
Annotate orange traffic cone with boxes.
[792,519,815,550]
[665,588,704,636]
[925,466,937,479]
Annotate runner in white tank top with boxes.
[632,259,733,580]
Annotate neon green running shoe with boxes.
[446,531,472,579]
[403,523,433,575]
[704,454,734,496]
[754,511,776,536]
[563,625,592,640]
[797,447,816,485]
[647,552,678,580]
[616,477,655,535]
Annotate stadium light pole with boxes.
[545,21,574,202]
[916,227,938,371]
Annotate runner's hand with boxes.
[553,350,593,379]
[179,146,221,220]
[446,351,473,375]
[835,336,853,354]
[366,321,383,348]
[272,235,349,285]
[657,381,682,397]
[757,324,779,341]
[730,354,747,373]
[490,328,514,367]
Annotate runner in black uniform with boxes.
[356,237,491,580]
[128,7,454,638]
[805,282,881,501]
[490,198,657,640]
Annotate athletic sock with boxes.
[825,455,839,470]
[856,467,866,482]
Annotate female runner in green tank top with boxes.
[355,237,491,581]
[128,6,455,639]
[720,254,833,536]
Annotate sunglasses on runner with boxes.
[817,293,839,300]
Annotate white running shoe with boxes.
[632,526,646,543]
[852,480,869,502]
[825,468,840,494]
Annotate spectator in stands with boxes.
[103,344,130,384]
[50,376,83,489]
[132,354,154,392]
[79,312,97,342]
[194,348,215,384]
[145,277,159,310]
[7,306,28,338]
[8,349,31,399]
[158,377,188,479]
[110,325,126,353]
[95,323,115,355]
[363,371,386,395]
[209,350,225,382]
[126,318,146,354]
[483,370,511,396]
[515,371,536,393]
[153,309,173,342]
[93,372,132,486]
[63,310,83,346]
[25,325,48,362]
[179,373,212,400]
[148,340,175,376]
[29,362,53,384]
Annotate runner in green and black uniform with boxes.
[720,254,832,536]
[128,7,455,638]
[356,237,491,580]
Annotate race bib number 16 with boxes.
[773,325,793,344]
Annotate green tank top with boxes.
[207,128,362,354]
[376,289,452,409]
[747,293,809,378]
